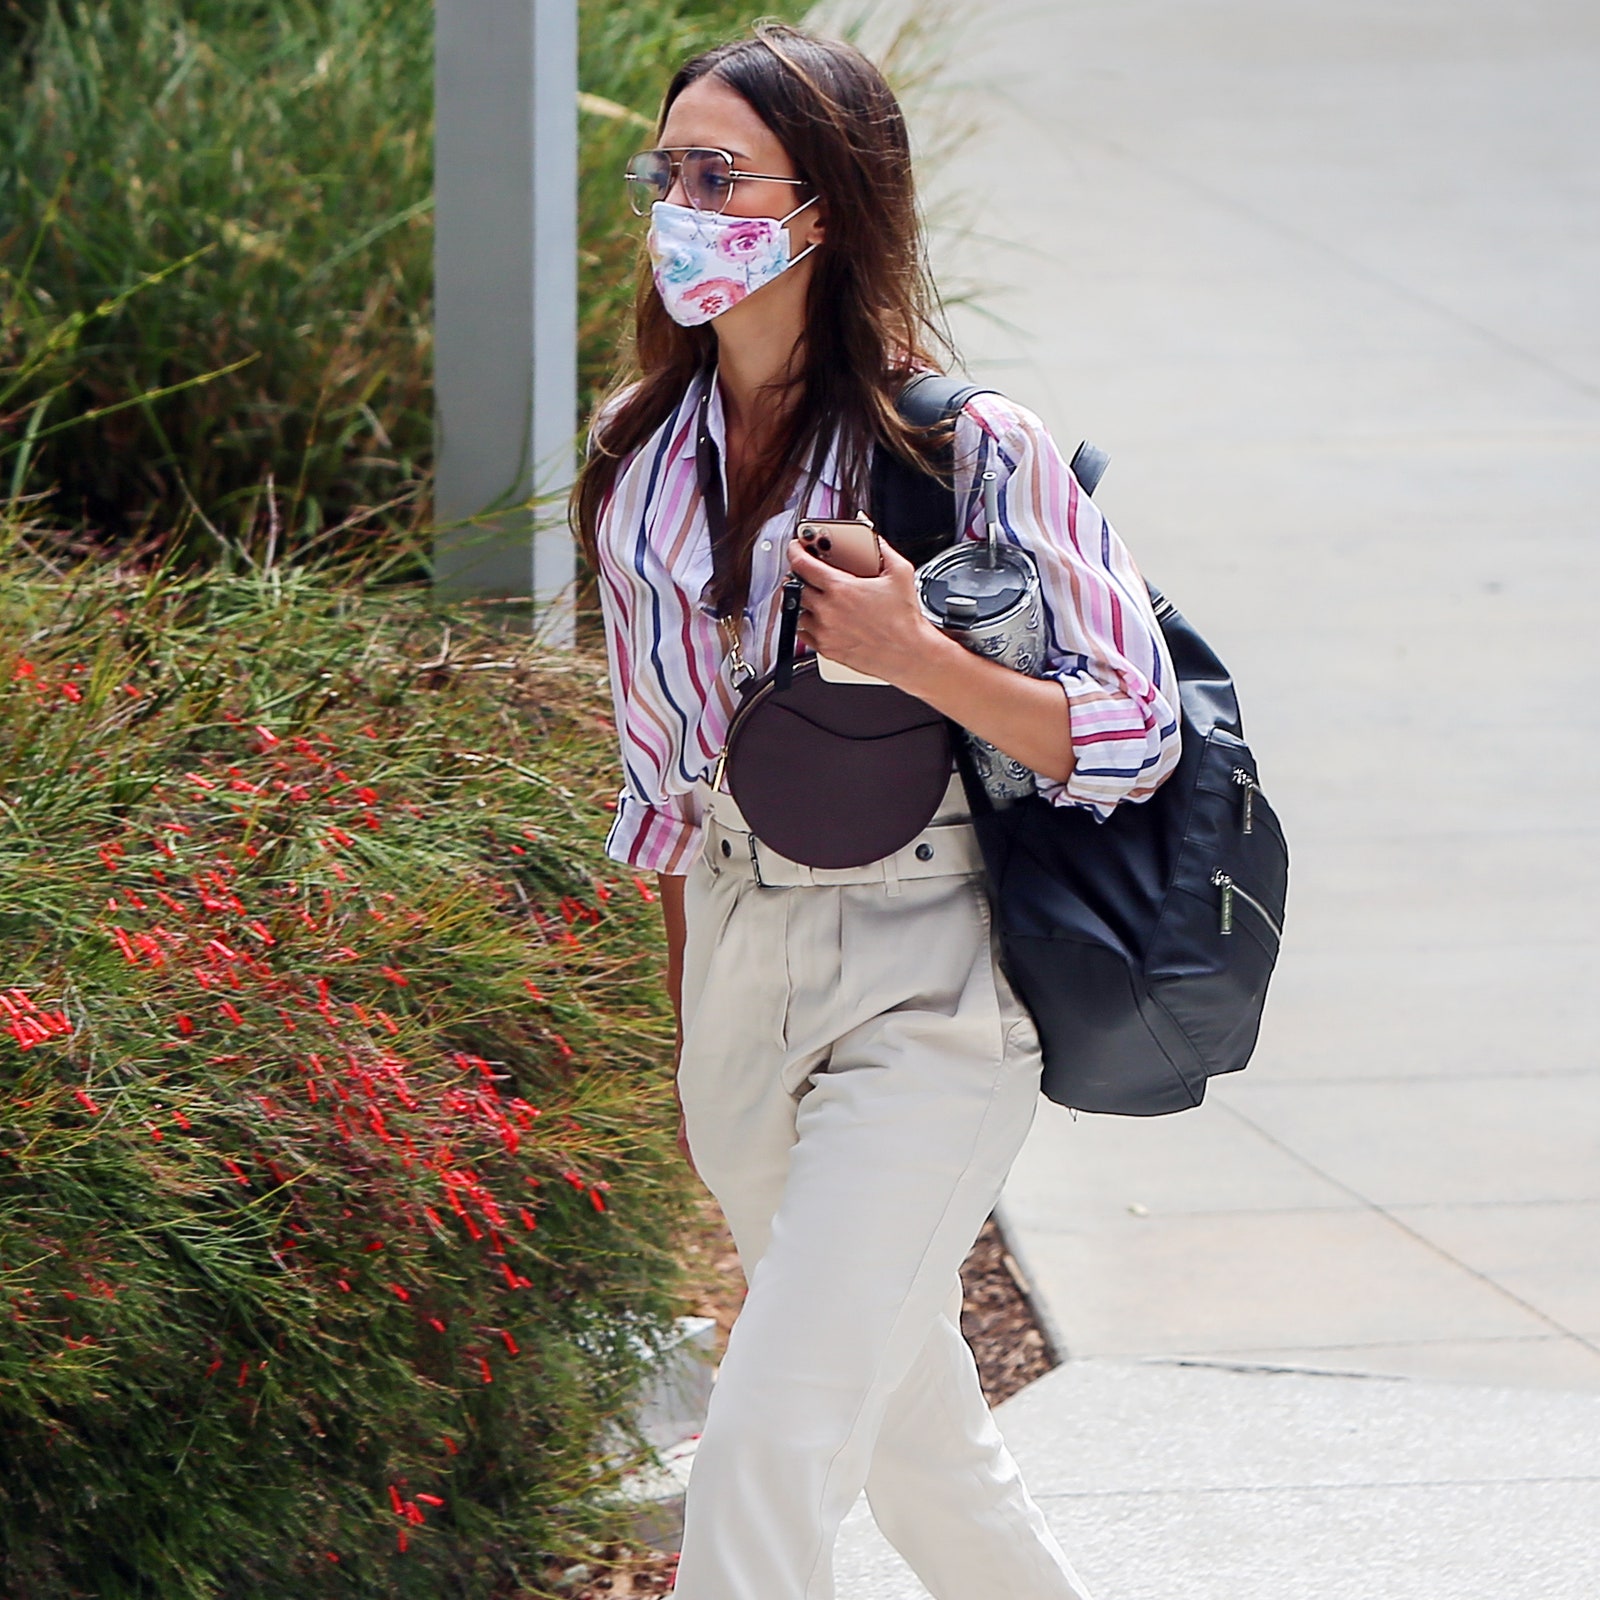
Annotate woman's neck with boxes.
[713,308,806,447]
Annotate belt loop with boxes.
[747,832,768,889]
[882,847,902,898]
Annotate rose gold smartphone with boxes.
[793,516,890,686]
[796,516,883,578]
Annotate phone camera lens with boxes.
[817,537,832,552]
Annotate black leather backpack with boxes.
[870,375,1289,1115]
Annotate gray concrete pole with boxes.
[433,0,576,643]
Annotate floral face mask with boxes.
[646,197,819,327]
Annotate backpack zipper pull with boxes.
[1211,868,1235,935]
[1232,767,1257,834]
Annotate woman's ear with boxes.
[797,196,826,251]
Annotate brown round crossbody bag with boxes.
[697,393,953,870]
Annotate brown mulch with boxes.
[546,1198,1057,1596]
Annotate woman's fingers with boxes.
[877,537,914,576]
[786,540,835,590]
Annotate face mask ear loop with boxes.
[778,192,818,227]
[779,192,820,267]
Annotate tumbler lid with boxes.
[921,546,1029,625]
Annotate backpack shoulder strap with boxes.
[869,375,995,568]
[870,374,1110,567]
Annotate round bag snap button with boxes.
[720,838,732,858]
[915,842,934,862]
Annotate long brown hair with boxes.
[572,21,954,616]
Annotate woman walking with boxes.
[574,23,1180,1599]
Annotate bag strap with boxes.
[696,381,808,690]
[872,372,1111,562]
[870,374,993,567]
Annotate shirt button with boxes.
[760,540,772,550]
[915,842,934,862]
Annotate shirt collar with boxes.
[675,365,847,496]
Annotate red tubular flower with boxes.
[500,1330,519,1355]
[519,1208,538,1231]
[522,980,544,1001]
[396,1530,409,1553]
[218,1001,244,1027]
[590,1188,608,1213]
[633,875,657,903]
[73,1089,103,1115]
[440,1436,458,1455]
[388,1484,403,1514]
[378,966,408,987]
[237,1360,250,1387]
[478,1356,493,1385]
[415,1493,444,1508]
[388,1283,410,1302]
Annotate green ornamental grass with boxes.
[0,516,696,1596]
[0,0,806,565]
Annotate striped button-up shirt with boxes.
[593,367,1181,874]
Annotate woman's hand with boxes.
[788,536,1078,784]
[786,537,952,687]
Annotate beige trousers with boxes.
[671,778,1093,1600]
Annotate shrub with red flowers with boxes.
[0,524,690,1598]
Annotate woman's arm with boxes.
[790,395,1181,813]
[656,872,697,1176]
[788,539,1077,780]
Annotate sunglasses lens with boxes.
[681,149,734,212]
[624,150,672,216]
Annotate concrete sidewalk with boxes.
[921,0,1600,1395]
[836,1356,1600,1599]
[832,0,1599,1593]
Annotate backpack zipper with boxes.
[1211,869,1282,940]
[1231,767,1258,834]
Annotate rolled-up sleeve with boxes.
[604,788,704,874]
[958,394,1182,817]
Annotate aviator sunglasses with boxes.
[624,146,809,217]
